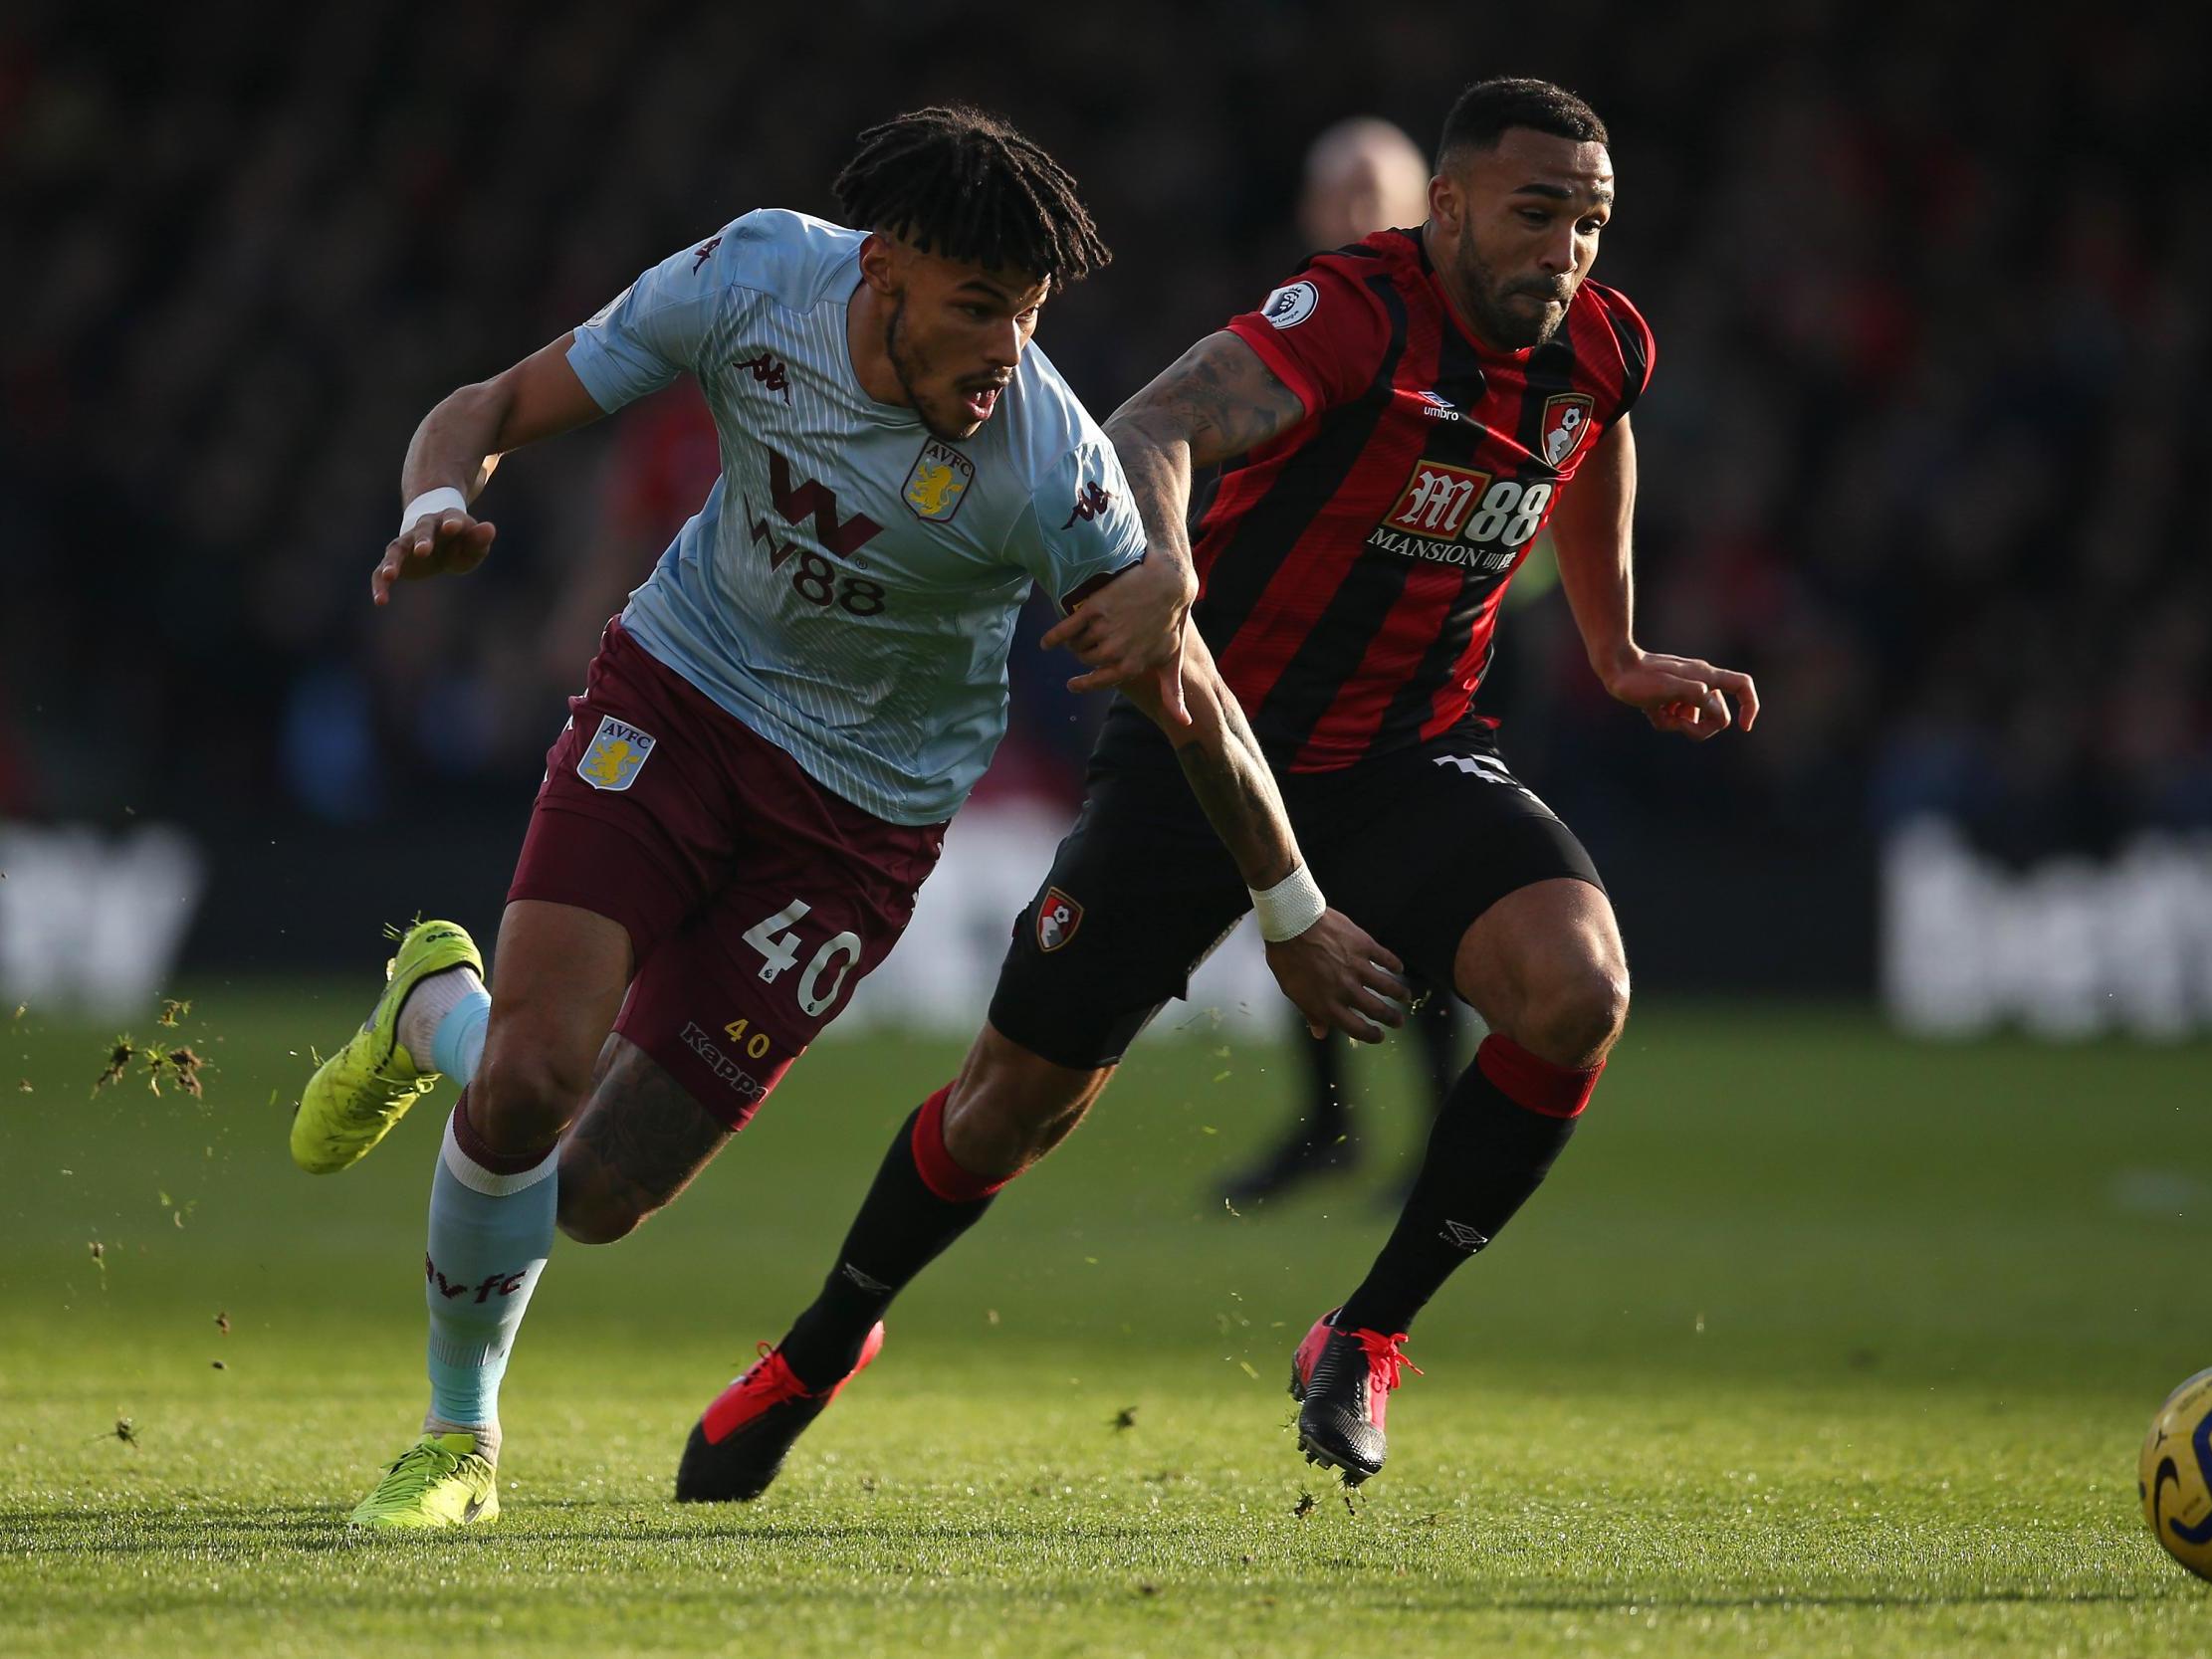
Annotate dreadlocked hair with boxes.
[833,105,1110,284]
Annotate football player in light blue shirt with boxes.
[299,105,1407,1527]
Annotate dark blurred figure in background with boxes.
[1218,114,1466,1209]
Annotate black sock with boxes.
[779,1087,1002,1390]
[1336,1035,1598,1337]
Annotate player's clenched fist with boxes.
[372,511,497,605]
[1601,647,1760,741]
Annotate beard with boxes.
[884,298,977,442]
[1455,245,1573,350]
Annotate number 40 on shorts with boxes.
[742,899,863,1018]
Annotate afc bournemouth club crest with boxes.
[903,438,975,522]
[576,715,657,791]
[1036,887,1083,952]
[1539,393,1595,470]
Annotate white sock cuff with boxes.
[439,1111,558,1198]
[399,965,486,1066]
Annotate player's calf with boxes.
[938,1024,1114,1178]
[554,1037,734,1245]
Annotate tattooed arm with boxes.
[1101,330,1309,594]
[1119,629,1406,1044]
[1040,332,1310,720]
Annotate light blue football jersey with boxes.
[564,208,1147,826]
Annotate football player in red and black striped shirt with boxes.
[723,79,1759,1496]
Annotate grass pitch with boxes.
[3,988,2208,1656]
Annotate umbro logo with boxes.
[734,351,791,404]
[1438,1220,1490,1253]
[1415,390,1462,422]
[840,1261,892,1294]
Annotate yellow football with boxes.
[2140,1367,2212,1581]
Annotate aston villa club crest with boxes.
[1539,393,1596,470]
[576,715,656,791]
[903,439,975,522]
[1036,887,1083,952]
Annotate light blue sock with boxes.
[427,983,490,1085]
[422,1109,555,1441]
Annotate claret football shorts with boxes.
[989,702,1603,1070]
[508,620,945,1129]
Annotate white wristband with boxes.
[400,487,469,534]
[1249,863,1326,943]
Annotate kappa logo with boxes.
[1062,480,1113,528]
[903,438,975,522]
[1036,886,1083,952]
[577,715,657,791]
[733,351,791,404]
[679,1021,768,1105]
[1540,393,1596,469]
[1260,280,1319,329]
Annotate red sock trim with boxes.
[450,1092,551,1176]
[1475,1034,1603,1119]
[910,1084,1010,1203]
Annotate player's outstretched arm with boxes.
[1045,333,1310,719]
[1548,414,1760,739]
[372,333,606,605]
[1098,329,1308,571]
[1121,629,1408,1043]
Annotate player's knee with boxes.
[471,1048,588,1157]
[1520,962,1630,1070]
[942,1078,1060,1179]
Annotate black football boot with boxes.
[1287,1308,1421,1486]
[675,1322,884,1502]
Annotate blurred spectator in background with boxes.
[1296,115,1432,251]
[1217,114,1465,1209]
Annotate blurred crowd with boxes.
[2,0,2205,866]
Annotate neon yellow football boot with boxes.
[349,1432,501,1529]
[291,919,483,1174]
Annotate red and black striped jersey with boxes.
[1191,226,1654,771]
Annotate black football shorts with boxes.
[988,704,1604,1070]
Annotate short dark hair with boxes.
[1436,78,1609,167]
[833,104,1111,284]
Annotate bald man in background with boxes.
[1297,116,1433,250]
[1217,116,1470,1210]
